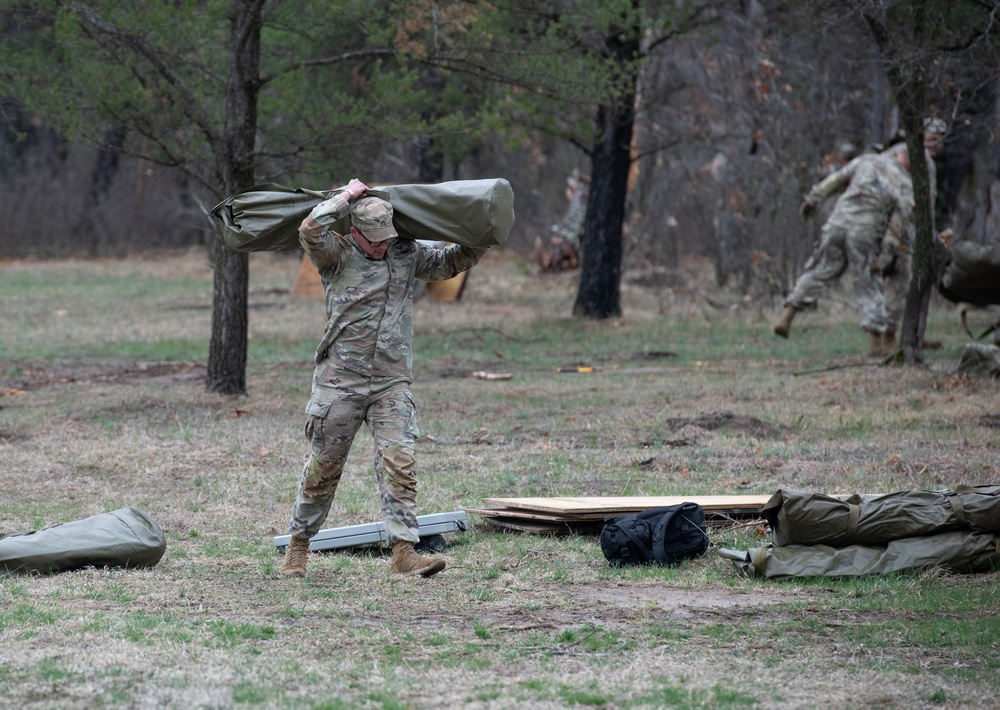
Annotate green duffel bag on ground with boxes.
[0,507,166,575]
[719,530,1000,579]
[211,178,515,253]
[763,486,1000,547]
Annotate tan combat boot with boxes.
[391,541,446,577]
[772,305,799,339]
[280,535,310,578]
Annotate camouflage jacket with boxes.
[301,192,489,380]
[806,152,913,236]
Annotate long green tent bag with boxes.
[763,485,1000,547]
[718,485,1000,579]
[718,530,1000,580]
[211,178,516,253]
[0,507,166,575]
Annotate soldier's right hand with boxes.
[799,200,815,218]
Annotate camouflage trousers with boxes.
[882,248,911,334]
[786,216,889,334]
[286,368,421,545]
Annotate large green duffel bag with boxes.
[0,507,166,575]
[211,178,515,253]
[763,486,1000,547]
[719,530,1000,579]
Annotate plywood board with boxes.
[481,495,771,515]
[465,507,611,522]
[470,510,763,536]
[480,518,567,535]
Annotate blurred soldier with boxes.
[773,149,913,356]
[775,120,947,355]
[280,179,489,579]
[537,170,588,272]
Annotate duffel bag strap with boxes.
[618,521,656,563]
[948,494,969,528]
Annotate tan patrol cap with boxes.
[351,197,398,242]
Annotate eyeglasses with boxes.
[354,227,395,247]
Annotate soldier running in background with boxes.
[773,148,914,356]
[774,119,946,356]
[535,170,588,273]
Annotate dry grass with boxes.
[1,248,999,709]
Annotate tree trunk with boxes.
[573,11,639,319]
[206,0,263,395]
[861,0,934,364]
[898,105,934,363]
[207,237,249,393]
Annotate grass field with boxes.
[1,247,999,709]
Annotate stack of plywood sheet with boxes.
[466,495,770,535]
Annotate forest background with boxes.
[1,0,999,392]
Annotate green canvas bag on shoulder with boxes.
[211,178,515,253]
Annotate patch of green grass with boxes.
[36,657,77,683]
[471,585,497,602]
[927,688,948,703]
[576,625,621,653]
[92,338,208,360]
[121,613,165,644]
[381,645,403,663]
[425,631,450,647]
[232,680,274,704]
[207,620,277,647]
[558,680,613,706]
[0,602,61,631]
[310,701,357,710]
[0,581,28,600]
[646,625,693,645]
[473,619,492,639]
[474,687,503,702]
[626,682,759,709]
[361,691,409,710]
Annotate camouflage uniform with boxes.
[789,151,913,334]
[287,191,489,544]
[552,175,588,245]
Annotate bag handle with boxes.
[948,494,969,528]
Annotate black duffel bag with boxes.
[600,502,710,567]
